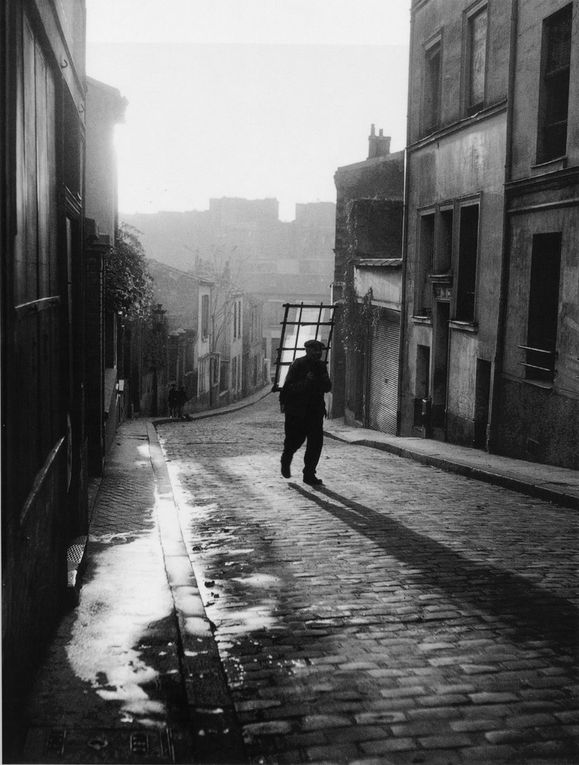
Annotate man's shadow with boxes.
[291,482,579,657]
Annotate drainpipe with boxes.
[396,3,415,436]
[488,0,518,453]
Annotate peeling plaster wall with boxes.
[494,0,579,469]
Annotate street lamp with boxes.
[151,304,166,416]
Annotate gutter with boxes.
[488,0,518,453]
[397,3,415,437]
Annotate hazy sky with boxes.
[86,1,411,221]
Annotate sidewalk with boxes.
[324,417,579,510]
[21,417,245,765]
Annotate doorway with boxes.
[431,301,450,440]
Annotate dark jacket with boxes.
[280,355,331,418]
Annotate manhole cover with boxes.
[22,727,174,763]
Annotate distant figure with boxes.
[279,339,331,486]
[176,386,188,419]
[168,384,178,418]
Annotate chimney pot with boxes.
[368,126,391,159]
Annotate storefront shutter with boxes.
[368,312,400,434]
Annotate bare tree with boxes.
[187,245,248,354]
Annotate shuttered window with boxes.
[13,16,63,508]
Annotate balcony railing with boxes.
[518,344,556,382]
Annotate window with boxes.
[414,345,431,426]
[523,233,561,382]
[232,299,242,340]
[210,355,219,386]
[220,359,229,392]
[455,204,479,322]
[198,356,208,394]
[232,356,238,390]
[252,305,262,343]
[231,355,241,391]
[436,207,453,273]
[415,213,435,316]
[466,5,487,112]
[201,293,209,339]
[272,303,335,390]
[423,38,442,133]
[537,4,572,162]
[185,332,195,373]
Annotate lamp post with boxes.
[151,303,166,416]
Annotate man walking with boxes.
[279,339,332,486]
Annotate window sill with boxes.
[449,320,478,333]
[521,377,554,391]
[531,155,568,176]
[412,315,432,326]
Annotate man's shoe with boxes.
[281,457,291,479]
[303,475,323,486]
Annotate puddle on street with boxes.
[212,602,279,636]
[233,573,281,587]
[66,503,174,728]
[164,459,286,661]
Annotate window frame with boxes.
[435,203,454,274]
[463,1,489,115]
[232,298,242,340]
[201,293,210,340]
[520,232,562,384]
[536,3,572,164]
[453,199,481,325]
[414,209,436,318]
[422,31,443,135]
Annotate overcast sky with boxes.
[86,0,411,221]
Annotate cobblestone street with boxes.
[155,394,579,764]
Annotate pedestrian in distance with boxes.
[279,339,332,486]
[168,383,178,418]
[176,386,188,419]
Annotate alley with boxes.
[155,393,579,764]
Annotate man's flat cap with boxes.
[304,339,325,350]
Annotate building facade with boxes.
[492,0,579,469]
[331,128,405,430]
[400,0,512,448]
[84,77,127,469]
[216,292,244,405]
[146,260,216,413]
[1,0,88,750]
[243,295,267,396]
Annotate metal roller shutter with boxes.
[368,312,400,433]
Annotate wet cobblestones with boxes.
[158,394,579,764]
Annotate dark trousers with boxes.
[282,414,324,477]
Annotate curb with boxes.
[325,432,579,510]
[65,477,103,606]
[146,422,247,764]
[153,386,272,427]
